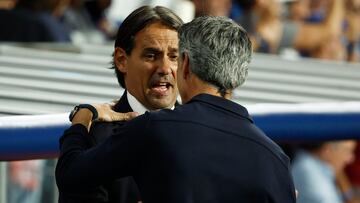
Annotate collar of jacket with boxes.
[188,93,253,123]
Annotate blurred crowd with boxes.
[235,0,360,62]
[290,140,360,203]
[0,0,359,62]
[0,0,114,44]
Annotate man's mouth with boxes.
[150,82,172,95]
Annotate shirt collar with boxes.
[127,91,149,115]
[126,91,175,115]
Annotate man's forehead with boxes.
[140,35,178,48]
[134,22,179,50]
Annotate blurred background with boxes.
[0,0,359,202]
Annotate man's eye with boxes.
[145,54,156,59]
[169,55,178,61]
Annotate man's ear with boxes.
[114,47,127,73]
[181,52,190,80]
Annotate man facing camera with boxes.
[57,6,183,203]
[56,16,296,203]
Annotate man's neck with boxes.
[126,91,175,114]
[126,91,149,115]
[182,76,232,104]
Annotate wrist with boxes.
[72,108,93,131]
[69,104,98,122]
[69,104,99,131]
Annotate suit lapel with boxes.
[114,91,133,113]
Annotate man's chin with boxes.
[147,87,177,108]
[147,96,177,110]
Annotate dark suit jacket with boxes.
[58,91,141,203]
[90,92,141,203]
[56,94,296,203]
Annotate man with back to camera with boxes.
[57,6,183,203]
[56,16,297,203]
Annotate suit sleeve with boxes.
[55,113,150,193]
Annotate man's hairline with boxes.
[115,20,179,56]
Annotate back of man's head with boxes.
[112,6,183,88]
[179,16,252,96]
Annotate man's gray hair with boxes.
[179,16,252,95]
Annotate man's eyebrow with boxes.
[142,47,162,53]
[168,47,178,53]
[142,47,178,53]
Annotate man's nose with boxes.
[156,57,172,75]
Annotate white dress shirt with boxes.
[126,91,175,115]
[127,91,149,115]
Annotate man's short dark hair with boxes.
[112,6,183,88]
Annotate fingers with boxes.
[91,103,139,122]
[114,112,139,121]
[100,111,139,122]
